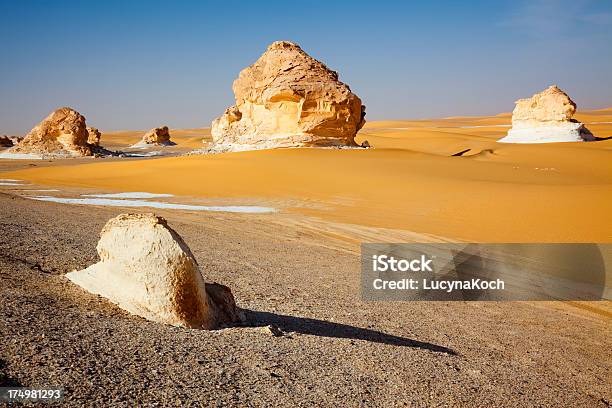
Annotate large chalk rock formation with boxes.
[67,213,242,329]
[211,41,366,151]
[499,85,594,143]
[10,107,93,156]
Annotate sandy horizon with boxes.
[2,109,611,243]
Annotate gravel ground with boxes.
[0,191,610,407]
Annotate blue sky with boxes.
[1,0,611,133]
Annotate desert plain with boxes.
[0,108,611,406]
[3,108,612,241]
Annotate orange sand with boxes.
[3,110,612,242]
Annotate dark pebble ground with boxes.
[0,192,610,407]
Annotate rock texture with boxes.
[0,135,13,147]
[9,136,23,145]
[134,126,174,146]
[87,127,101,146]
[66,213,242,329]
[499,85,594,143]
[9,107,92,156]
[211,41,366,151]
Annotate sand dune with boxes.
[2,110,611,243]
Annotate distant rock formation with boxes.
[133,126,174,147]
[87,127,101,147]
[498,85,594,143]
[0,135,13,147]
[8,107,93,156]
[211,41,366,151]
[9,136,23,145]
[67,213,242,329]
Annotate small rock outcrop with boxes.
[0,135,13,147]
[211,41,366,151]
[67,213,242,329]
[87,127,101,146]
[8,107,92,156]
[499,85,594,143]
[133,126,174,147]
[9,136,23,145]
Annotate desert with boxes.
[1,107,611,405]
[1,3,612,406]
[4,108,611,242]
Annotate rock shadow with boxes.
[242,309,457,355]
[0,359,22,387]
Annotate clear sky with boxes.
[1,0,611,134]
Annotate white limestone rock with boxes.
[67,213,242,329]
[498,85,594,143]
[211,41,366,151]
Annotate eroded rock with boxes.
[211,41,366,151]
[9,136,23,145]
[0,135,13,147]
[134,126,174,146]
[499,85,594,143]
[67,213,242,329]
[87,127,101,146]
[9,107,93,156]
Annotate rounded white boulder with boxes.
[67,213,241,329]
